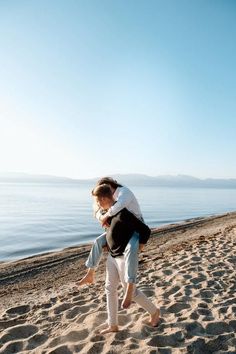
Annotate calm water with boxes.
[0,183,236,261]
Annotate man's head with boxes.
[92,184,114,210]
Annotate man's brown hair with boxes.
[91,184,113,199]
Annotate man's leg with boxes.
[122,232,139,308]
[117,256,160,327]
[78,232,106,285]
[100,254,120,334]
[132,288,160,326]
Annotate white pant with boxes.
[105,254,157,326]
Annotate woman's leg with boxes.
[78,232,107,285]
[122,231,139,308]
[123,231,139,283]
[100,254,120,334]
[85,232,107,268]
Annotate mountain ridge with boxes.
[0,172,236,188]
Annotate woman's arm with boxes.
[100,187,133,226]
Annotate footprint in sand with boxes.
[72,299,87,306]
[0,324,38,344]
[6,305,30,316]
[138,285,155,297]
[165,285,181,298]
[162,269,173,276]
[64,303,99,323]
[64,306,81,320]
[197,308,213,316]
[53,303,72,315]
[212,270,225,277]
[199,289,214,299]
[190,311,199,320]
[48,329,89,349]
[123,342,140,350]
[184,321,205,337]
[25,333,48,350]
[178,260,189,267]
[41,302,53,309]
[0,340,24,354]
[205,321,231,335]
[188,333,234,353]
[167,302,190,314]
[47,344,73,354]
[147,330,185,348]
[190,275,207,285]
[87,342,104,354]
[90,334,105,343]
[0,318,26,331]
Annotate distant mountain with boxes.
[1,172,236,188]
[0,172,74,183]
[111,174,236,188]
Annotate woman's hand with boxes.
[100,213,110,228]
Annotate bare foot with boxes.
[150,308,160,327]
[100,325,119,334]
[143,309,160,327]
[78,269,95,286]
[121,283,134,309]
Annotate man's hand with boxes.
[139,243,145,252]
[100,213,110,228]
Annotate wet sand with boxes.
[0,212,236,353]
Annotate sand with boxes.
[0,211,236,354]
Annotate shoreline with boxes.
[1,210,235,265]
[1,210,234,267]
[0,211,236,353]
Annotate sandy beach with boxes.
[0,211,236,354]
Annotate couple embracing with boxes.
[78,177,160,334]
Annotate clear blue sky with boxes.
[0,0,235,179]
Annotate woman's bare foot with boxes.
[121,283,134,309]
[78,269,95,286]
[100,325,119,334]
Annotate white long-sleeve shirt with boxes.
[95,186,143,221]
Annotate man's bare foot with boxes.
[150,308,160,327]
[143,308,160,327]
[78,269,95,286]
[121,283,134,309]
[100,325,119,334]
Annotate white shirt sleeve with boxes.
[106,187,133,217]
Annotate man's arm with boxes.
[122,209,151,245]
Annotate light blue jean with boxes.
[85,231,139,283]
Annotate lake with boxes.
[0,183,236,261]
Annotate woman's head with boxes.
[96,177,122,190]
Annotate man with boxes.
[91,184,160,334]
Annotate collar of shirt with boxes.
[113,187,120,201]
